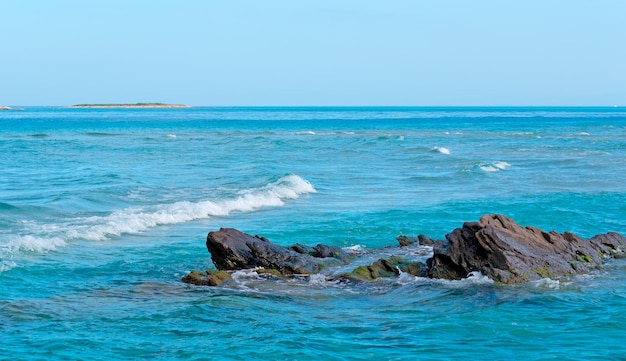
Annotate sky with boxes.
[2,1,625,106]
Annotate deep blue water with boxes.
[1,107,626,360]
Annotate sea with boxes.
[1,106,626,360]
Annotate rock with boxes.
[397,235,418,247]
[417,234,436,246]
[348,257,427,281]
[350,259,399,281]
[290,243,350,260]
[398,234,437,246]
[289,243,317,255]
[206,228,347,275]
[426,214,626,283]
[255,268,283,277]
[182,270,231,286]
[187,215,626,287]
[312,244,351,260]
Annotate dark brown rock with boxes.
[290,243,350,260]
[289,243,317,256]
[206,228,340,275]
[418,234,437,246]
[186,215,626,287]
[426,214,626,283]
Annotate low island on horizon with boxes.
[69,103,190,109]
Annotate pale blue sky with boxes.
[2,1,625,106]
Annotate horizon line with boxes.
[3,104,623,108]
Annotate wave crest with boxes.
[432,147,451,155]
[480,161,511,172]
[0,175,316,272]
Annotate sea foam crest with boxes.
[479,161,511,172]
[530,277,571,289]
[426,271,495,287]
[343,244,366,252]
[0,235,67,272]
[0,175,316,271]
[3,234,67,253]
[73,174,316,241]
[432,147,451,155]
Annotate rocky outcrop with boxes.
[426,214,626,283]
[204,228,348,276]
[183,215,626,286]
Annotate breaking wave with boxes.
[432,146,451,155]
[0,175,316,272]
[479,161,511,172]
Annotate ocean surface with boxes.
[1,106,626,360]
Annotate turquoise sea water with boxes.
[1,107,626,360]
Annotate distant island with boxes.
[0,106,24,111]
[70,103,190,109]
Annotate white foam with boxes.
[165,134,177,138]
[531,277,569,289]
[479,165,498,173]
[308,273,329,286]
[480,161,511,172]
[343,245,367,253]
[432,147,451,155]
[1,175,316,271]
[0,260,17,273]
[231,269,263,281]
[464,271,495,284]
[79,175,315,241]
[3,234,67,253]
[0,235,68,272]
[493,161,511,170]
[230,269,264,291]
[425,271,495,287]
[296,131,316,135]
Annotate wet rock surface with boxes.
[205,228,347,276]
[427,214,626,283]
[183,215,626,286]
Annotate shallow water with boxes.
[1,107,626,360]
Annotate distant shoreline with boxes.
[0,106,24,111]
[69,103,190,109]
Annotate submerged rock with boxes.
[348,257,427,281]
[182,270,232,286]
[183,215,626,286]
[426,214,626,283]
